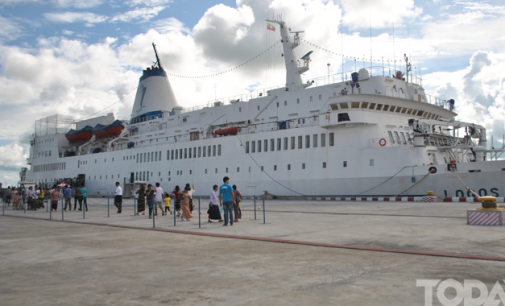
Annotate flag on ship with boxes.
[267,22,275,31]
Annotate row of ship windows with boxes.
[330,101,441,120]
[389,131,412,145]
[33,162,66,173]
[134,145,223,163]
[34,138,56,145]
[245,133,335,153]
[33,150,52,159]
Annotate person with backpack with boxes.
[79,185,88,211]
[74,186,83,210]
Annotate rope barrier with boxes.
[165,41,281,79]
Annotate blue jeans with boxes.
[147,200,154,216]
[223,201,234,225]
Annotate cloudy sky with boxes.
[0,0,504,186]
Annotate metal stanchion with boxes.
[2,199,4,215]
[61,200,64,220]
[152,202,155,228]
[83,200,85,219]
[49,202,52,220]
[198,198,201,229]
[254,196,257,220]
[263,198,265,224]
[173,199,176,226]
[24,199,26,214]
[134,197,136,216]
[107,197,110,217]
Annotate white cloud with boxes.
[0,16,22,41]
[110,6,166,23]
[44,11,108,24]
[52,0,104,8]
[0,142,28,172]
[125,0,172,7]
[62,29,74,35]
[152,17,189,34]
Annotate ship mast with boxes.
[152,43,163,70]
[266,17,312,91]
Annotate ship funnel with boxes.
[130,43,178,123]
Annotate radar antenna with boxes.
[152,43,163,70]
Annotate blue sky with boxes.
[0,0,505,185]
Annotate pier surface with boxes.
[1,199,504,305]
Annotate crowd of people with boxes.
[2,176,243,226]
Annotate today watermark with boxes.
[417,279,505,306]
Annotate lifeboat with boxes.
[65,125,93,144]
[213,127,238,138]
[93,120,125,139]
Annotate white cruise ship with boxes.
[21,19,505,198]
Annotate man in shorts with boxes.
[154,182,165,216]
[219,176,236,226]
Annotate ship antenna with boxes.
[152,43,163,70]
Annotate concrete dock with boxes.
[1,199,504,305]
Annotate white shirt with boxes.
[209,190,219,205]
[154,187,164,201]
[115,186,122,196]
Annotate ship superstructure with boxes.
[23,20,505,198]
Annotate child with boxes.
[163,192,172,215]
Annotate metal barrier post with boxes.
[134,198,136,216]
[198,198,201,229]
[254,196,257,220]
[107,197,110,217]
[2,198,4,215]
[173,199,176,226]
[62,200,64,220]
[24,199,26,214]
[83,201,85,219]
[263,198,265,224]
[152,202,155,228]
[49,203,52,220]
[46,199,48,212]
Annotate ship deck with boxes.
[2,199,504,305]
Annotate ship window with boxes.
[184,148,187,159]
[394,132,401,144]
[123,157,125,161]
[144,153,146,162]
[389,106,396,112]
[205,169,207,174]
[310,96,313,102]
[258,140,262,152]
[264,140,268,152]
[417,110,424,116]
[213,145,217,156]
[188,148,191,158]
[251,141,255,153]
[270,139,274,151]
[361,102,369,109]
[339,102,349,109]
[407,108,413,115]
[274,165,277,171]
[226,168,228,173]
[193,148,196,158]
[180,149,183,159]
[245,142,249,153]
[321,133,326,147]
[175,150,178,160]
[401,107,407,114]
[95,159,97,163]
[302,163,306,169]
[257,105,260,110]
[288,164,291,170]
[395,107,401,113]
[305,135,310,148]
[218,145,221,156]
[239,107,241,112]
[370,159,374,166]
[343,161,347,167]
[94,176,96,180]
[261,166,264,171]
[338,113,350,122]
[203,146,206,157]
[388,131,395,144]
[369,103,376,110]
[198,147,201,157]
[159,171,161,177]
[323,162,326,168]
[423,112,428,118]
[137,154,139,162]
[383,105,389,111]
[147,172,149,181]
[351,102,360,108]
[313,134,318,148]
[297,98,300,104]
[237,167,240,173]
[183,118,187,122]
[215,168,218,173]
[49,151,51,156]
[329,133,335,146]
[277,102,279,107]
[249,166,252,172]
[277,138,281,151]
[400,132,407,144]
[159,151,162,161]
[208,146,211,157]
[284,137,288,150]
[284,101,287,106]
[298,136,302,149]
[167,150,169,160]
[155,152,158,161]
[330,103,339,110]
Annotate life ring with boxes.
[379,138,387,146]
[429,166,437,174]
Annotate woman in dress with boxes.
[232,185,242,222]
[172,185,181,217]
[133,184,146,215]
[50,188,59,211]
[208,185,223,223]
[145,184,155,218]
[11,187,20,210]
[180,186,193,221]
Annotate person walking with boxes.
[50,188,59,211]
[4,187,11,207]
[63,185,72,211]
[219,176,235,226]
[73,185,81,210]
[163,192,172,215]
[21,187,26,207]
[154,182,165,216]
[114,182,122,213]
[27,186,37,210]
[11,187,20,210]
[208,185,223,223]
[145,184,155,218]
[232,185,242,223]
[172,185,181,217]
[185,184,196,212]
[37,187,45,209]
[79,185,88,211]
[133,184,146,215]
[180,186,193,221]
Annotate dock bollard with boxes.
[198,198,201,229]
[254,196,256,220]
[263,198,265,224]
[107,197,110,217]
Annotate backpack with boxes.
[75,188,83,198]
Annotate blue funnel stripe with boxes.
[139,69,167,82]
